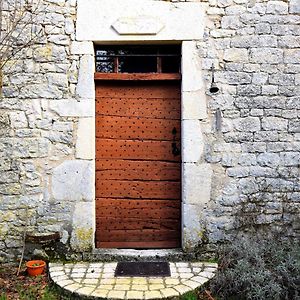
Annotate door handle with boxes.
[171,127,180,157]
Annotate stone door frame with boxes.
[71,0,212,251]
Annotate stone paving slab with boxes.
[49,261,218,299]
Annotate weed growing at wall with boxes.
[209,237,300,300]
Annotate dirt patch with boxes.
[0,263,62,300]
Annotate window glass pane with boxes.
[95,49,115,72]
[161,56,181,73]
[119,56,157,73]
[95,45,181,73]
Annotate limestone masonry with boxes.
[0,0,299,262]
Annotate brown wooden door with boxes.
[95,80,181,248]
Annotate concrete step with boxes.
[49,261,218,300]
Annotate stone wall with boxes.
[199,0,300,246]
[0,0,299,262]
[0,0,89,261]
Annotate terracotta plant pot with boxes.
[26,260,46,276]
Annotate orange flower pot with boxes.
[26,260,46,276]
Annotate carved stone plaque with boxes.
[112,16,164,35]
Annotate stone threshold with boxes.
[49,261,218,299]
[83,249,197,262]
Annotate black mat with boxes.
[115,262,170,277]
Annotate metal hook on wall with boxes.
[209,65,220,94]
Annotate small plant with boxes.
[209,236,300,300]
[181,291,198,300]
[0,294,6,300]
[32,263,43,267]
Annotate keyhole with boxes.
[172,127,177,135]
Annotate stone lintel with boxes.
[76,0,206,41]
[112,16,164,35]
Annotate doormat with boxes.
[115,262,170,277]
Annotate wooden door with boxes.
[95,80,181,248]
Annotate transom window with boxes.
[95,45,181,74]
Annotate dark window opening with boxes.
[95,45,181,74]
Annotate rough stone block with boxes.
[288,120,300,133]
[256,23,271,34]
[238,153,257,166]
[0,159,11,172]
[233,117,261,132]
[52,160,94,201]
[49,99,94,117]
[9,111,28,128]
[252,73,268,85]
[231,35,259,48]
[217,0,233,7]
[48,35,69,46]
[13,138,50,158]
[76,55,95,99]
[20,84,63,99]
[227,166,249,178]
[295,74,300,86]
[207,7,225,15]
[262,117,288,131]
[257,153,280,167]
[278,35,300,48]
[258,35,277,47]
[254,131,279,142]
[76,118,95,159]
[290,0,300,14]
[215,72,252,84]
[225,5,246,15]
[238,178,259,194]
[65,17,75,34]
[224,48,248,62]
[237,85,261,96]
[280,152,300,166]
[269,74,294,85]
[284,49,300,64]
[210,29,235,38]
[47,73,69,88]
[250,48,283,64]
[0,171,19,184]
[0,183,21,195]
[262,85,278,96]
[222,16,243,29]
[266,1,288,14]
